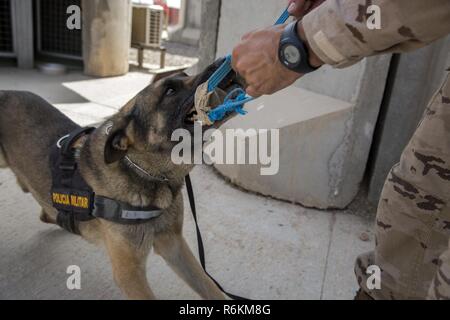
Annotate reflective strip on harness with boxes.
[92,196,162,223]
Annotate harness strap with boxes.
[53,127,97,234]
[56,210,79,235]
[92,196,162,224]
[185,174,249,300]
[60,127,96,157]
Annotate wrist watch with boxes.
[278,20,318,74]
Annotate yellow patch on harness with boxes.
[52,192,89,209]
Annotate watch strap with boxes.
[279,20,318,74]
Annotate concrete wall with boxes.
[170,0,203,46]
[367,36,450,204]
[213,0,391,208]
[11,0,34,68]
[216,0,286,58]
[212,0,450,207]
[216,0,366,104]
[185,0,202,29]
[195,0,220,73]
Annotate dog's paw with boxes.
[40,210,56,224]
[0,148,7,168]
[16,178,29,193]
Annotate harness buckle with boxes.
[59,160,76,171]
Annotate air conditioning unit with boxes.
[132,4,164,48]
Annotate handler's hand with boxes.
[232,25,301,98]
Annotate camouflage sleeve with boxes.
[302,0,450,68]
[427,240,450,300]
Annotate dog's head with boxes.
[102,59,244,166]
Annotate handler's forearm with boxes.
[300,0,450,68]
[297,22,324,68]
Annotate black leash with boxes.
[185,174,249,300]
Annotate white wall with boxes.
[214,0,391,208]
[216,0,364,103]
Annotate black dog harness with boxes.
[50,127,163,234]
[51,127,248,300]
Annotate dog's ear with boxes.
[104,130,129,164]
[104,118,133,164]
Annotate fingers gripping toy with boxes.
[191,8,290,125]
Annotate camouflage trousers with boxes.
[355,71,450,300]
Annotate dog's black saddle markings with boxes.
[50,127,163,235]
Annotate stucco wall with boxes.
[213,0,391,208]
[215,0,364,103]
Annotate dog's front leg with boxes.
[104,228,155,300]
[154,232,226,300]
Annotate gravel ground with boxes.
[129,41,199,70]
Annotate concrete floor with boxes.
[0,68,376,300]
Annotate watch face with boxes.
[283,44,301,65]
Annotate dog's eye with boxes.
[165,87,176,97]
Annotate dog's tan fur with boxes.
[0,62,239,299]
[0,144,7,168]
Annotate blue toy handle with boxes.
[205,7,291,122]
[207,8,290,94]
[274,8,290,25]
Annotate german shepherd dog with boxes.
[0,60,241,299]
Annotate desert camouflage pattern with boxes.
[302,0,450,68]
[301,0,450,300]
[428,238,450,300]
[355,72,450,299]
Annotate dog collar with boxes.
[51,127,163,235]
[104,123,169,183]
[123,155,169,183]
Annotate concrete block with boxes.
[213,1,391,208]
[213,87,355,209]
